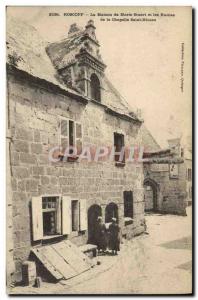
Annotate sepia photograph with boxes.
[6,6,192,295]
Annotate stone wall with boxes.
[144,163,187,215]
[7,73,145,281]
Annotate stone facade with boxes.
[6,18,146,282]
[144,163,187,215]
[143,134,187,216]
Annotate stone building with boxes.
[142,130,187,215]
[6,18,146,283]
[167,138,192,206]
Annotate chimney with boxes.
[68,23,80,37]
[85,20,96,37]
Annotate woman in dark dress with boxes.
[95,216,107,253]
[109,218,120,255]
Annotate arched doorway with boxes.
[88,204,102,244]
[105,202,119,223]
[144,179,158,212]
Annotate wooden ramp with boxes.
[31,240,93,281]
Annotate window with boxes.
[124,191,133,218]
[31,196,87,242]
[71,200,79,231]
[60,118,82,159]
[124,191,133,225]
[114,132,125,166]
[42,197,59,236]
[90,74,101,102]
[187,168,192,181]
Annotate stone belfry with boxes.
[46,20,106,101]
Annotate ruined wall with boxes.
[144,163,187,215]
[8,73,145,281]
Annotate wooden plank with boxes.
[79,199,88,231]
[43,245,77,279]
[32,197,43,241]
[31,248,63,280]
[64,240,93,269]
[54,241,90,274]
[62,196,71,235]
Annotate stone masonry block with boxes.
[26,179,39,192]
[34,130,41,143]
[31,143,43,154]
[32,166,45,176]
[20,153,37,165]
[14,140,29,153]
[12,167,30,179]
[15,128,33,142]
[41,176,50,185]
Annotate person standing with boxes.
[95,216,107,254]
[109,218,120,255]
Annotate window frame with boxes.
[42,196,61,238]
[114,132,125,167]
[59,116,83,161]
[71,199,79,232]
[123,191,134,226]
[90,73,101,102]
[31,195,87,243]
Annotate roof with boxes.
[6,16,141,123]
[6,16,90,99]
[141,124,161,152]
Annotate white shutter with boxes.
[75,122,82,155]
[79,199,87,231]
[60,118,69,151]
[62,196,71,235]
[32,197,43,241]
[56,197,62,234]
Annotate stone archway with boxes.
[88,204,102,244]
[143,178,158,212]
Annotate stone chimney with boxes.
[68,23,80,37]
[85,20,96,39]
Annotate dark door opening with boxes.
[43,211,57,235]
[105,202,119,223]
[88,204,102,244]
[144,183,157,212]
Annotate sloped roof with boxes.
[6,16,141,123]
[141,124,161,152]
[6,16,85,98]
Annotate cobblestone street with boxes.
[11,207,192,295]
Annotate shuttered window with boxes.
[60,119,69,152]
[114,132,125,165]
[60,118,82,157]
[75,122,82,155]
[31,196,87,241]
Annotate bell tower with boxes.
[46,20,106,101]
[73,20,106,100]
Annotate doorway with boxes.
[144,179,158,212]
[105,202,119,223]
[88,204,102,244]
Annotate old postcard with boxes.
[6,6,192,295]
